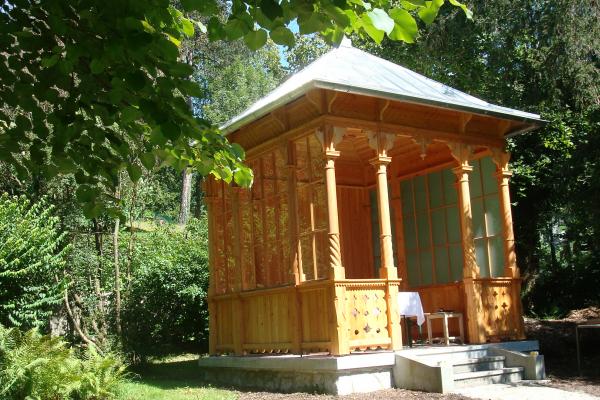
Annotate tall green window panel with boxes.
[400,167,463,287]
[469,156,504,277]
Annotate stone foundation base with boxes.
[198,353,395,395]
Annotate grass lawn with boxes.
[117,355,238,400]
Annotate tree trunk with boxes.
[194,175,204,218]
[91,218,107,344]
[179,168,193,224]
[113,176,122,337]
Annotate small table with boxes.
[575,319,600,375]
[397,292,425,347]
[425,312,464,346]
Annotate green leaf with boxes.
[448,0,473,19]
[127,163,142,182]
[140,152,156,170]
[160,121,181,140]
[388,9,418,43]
[224,18,250,41]
[366,8,395,35]
[243,29,268,50]
[181,17,195,37]
[181,0,219,15]
[270,26,295,47]
[233,166,253,187]
[41,55,59,68]
[360,14,385,43]
[298,13,328,34]
[260,0,284,21]
[207,17,226,41]
[178,80,203,97]
[418,0,444,25]
[325,5,352,28]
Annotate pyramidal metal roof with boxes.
[221,38,543,134]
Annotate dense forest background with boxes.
[1,0,598,360]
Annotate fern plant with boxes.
[0,325,128,400]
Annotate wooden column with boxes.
[490,149,518,278]
[447,143,486,344]
[230,185,244,355]
[317,126,348,355]
[204,179,218,355]
[368,131,402,350]
[491,148,525,339]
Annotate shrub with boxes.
[122,217,209,360]
[0,325,127,400]
[0,194,70,329]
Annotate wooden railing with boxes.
[209,279,401,355]
[474,278,525,341]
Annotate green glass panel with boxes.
[449,244,463,282]
[485,196,502,236]
[429,171,443,208]
[469,159,483,198]
[403,214,417,250]
[471,198,485,238]
[434,247,450,284]
[475,238,490,278]
[407,252,420,287]
[482,157,498,195]
[443,168,458,204]
[419,251,433,285]
[401,180,414,215]
[431,208,447,245]
[416,211,431,248]
[415,175,427,211]
[446,206,461,243]
[490,236,504,277]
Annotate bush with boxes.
[0,194,70,329]
[122,217,210,360]
[0,325,127,399]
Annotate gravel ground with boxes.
[546,376,600,398]
[238,389,473,400]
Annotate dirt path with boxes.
[238,389,472,400]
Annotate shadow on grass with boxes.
[129,359,214,391]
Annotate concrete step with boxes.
[452,356,506,374]
[453,367,524,388]
[419,349,491,364]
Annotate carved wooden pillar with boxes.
[490,149,519,278]
[491,148,525,339]
[447,143,486,344]
[230,185,244,354]
[368,131,402,350]
[317,126,348,355]
[203,179,218,355]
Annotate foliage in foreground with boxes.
[0,194,70,329]
[0,325,128,400]
[122,218,210,359]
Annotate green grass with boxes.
[117,355,238,400]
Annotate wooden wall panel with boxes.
[299,285,332,350]
[242,289,293,352]
[337,187,375,279]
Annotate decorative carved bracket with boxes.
[489,147,512,178]
[459,113,473,134]
[316,126,344,158]
[367,131,395,159]
[445,141,473,168]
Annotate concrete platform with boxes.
[198,341,544,395]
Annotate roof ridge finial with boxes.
[339,36,353,48]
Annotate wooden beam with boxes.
[325,115,505,148]
[459,113,473,134]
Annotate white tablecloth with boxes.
[397,292,425,326]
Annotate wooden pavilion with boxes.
[204,39,543,356]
